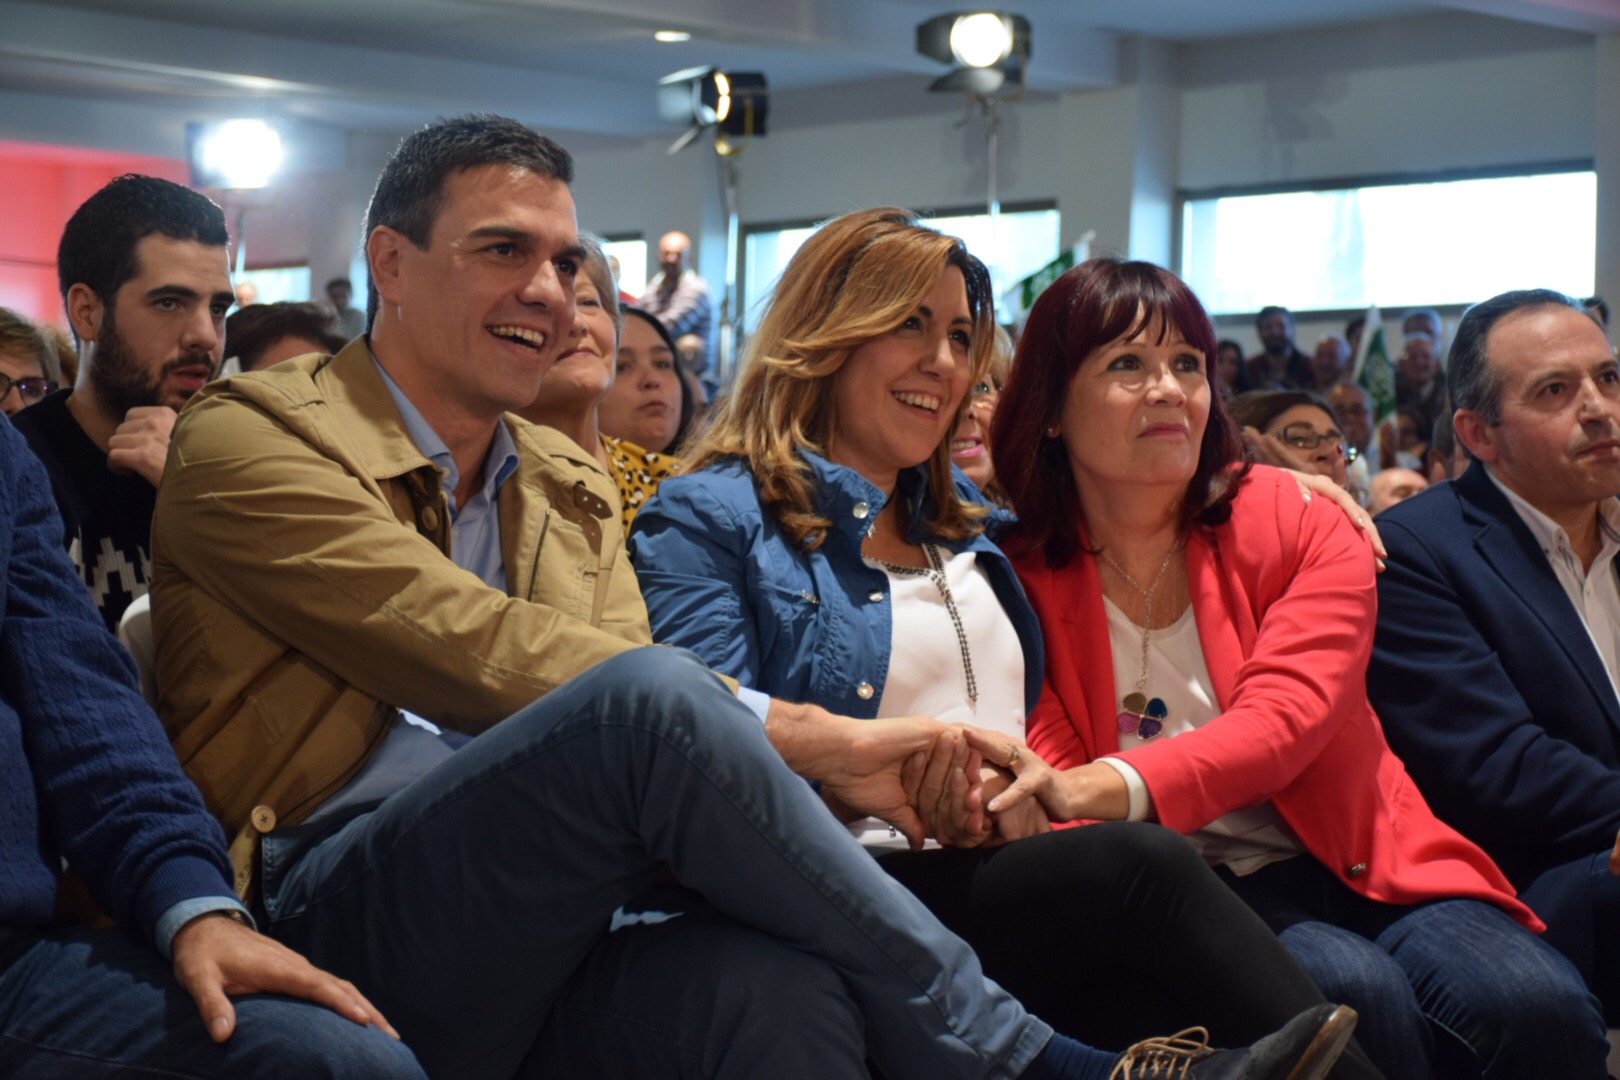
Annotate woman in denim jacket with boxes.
[630,208,1375,1075]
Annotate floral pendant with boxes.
[1117,692,1168,740]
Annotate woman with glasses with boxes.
[631,209,1375,1074]
[948,324,1011,506]
[0,308,61,417]
[974,257,1609,1079]
[1230,390,1351,490]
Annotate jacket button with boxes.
[851,501,870,519]
[867,590,884,602]
[421,506,440,532]
[1346,862,1367,879]
[250,805,278,834]
[856,681,875,700]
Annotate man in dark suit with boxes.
[1369,287,1620,1019]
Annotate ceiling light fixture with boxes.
[654,30,691,43]
[187,118,284,190]
[916,11,1031,96]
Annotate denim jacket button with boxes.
[867,590,884,602]
[856,681,875,700]
[851,501,870,520]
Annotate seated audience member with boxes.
[630,209,1368,1072]
[1230,390,1350,490]
[1424,409,1468,483]
[223,302,347,374]
[1304,335,1351,392]
[0,308,60,417]
[0,420,421,1080]
[979,258,1608,1079]
[154,113,1345,1080]
[1377,405,1433,472]
[640,229,714,377]
[599,306,693,453]
[324,277,367,339]
[1328,382,1375,500]
[1401,308,1445,352]
[12,174,231,632]
[233,281,258,308]
[1247,305,1309,389]
[1215,338,1249,396]
[1366,467,1428,515]
[519,234,675,532]
[1370,290,1620,1025]
[1394,331,1446,430]
[1344,316,1366,361]
[950,323,1012,505]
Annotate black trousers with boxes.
[879,821,1382,1078]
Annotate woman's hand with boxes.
[903,729,993,848]
[962,729,1129,823]
[1285,469,1387,570]
[980,765,1051,843]
[1241,425,1303,471]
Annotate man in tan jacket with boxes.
[149,115,1117,1080]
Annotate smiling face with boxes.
[950,373,1000,490]
[369,164,582,428]
[826,264,974,492]
[534,272,617,414]
[1457,304,1620,522]
[598,314,681,452]
[1058,317,1211,501]
[71,234,232,418]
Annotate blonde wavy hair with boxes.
[687,207,996,548]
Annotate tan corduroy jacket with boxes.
[152,341,656,898]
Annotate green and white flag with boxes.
[1351,305,1396,421]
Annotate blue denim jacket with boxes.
[631,453,1044,718]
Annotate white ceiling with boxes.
[2,0,1617,140]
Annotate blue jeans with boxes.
[1221,858,1609,1079]
[1521,848,1620,1025]
[260,647,1050,1080]
[0,928,425,1078]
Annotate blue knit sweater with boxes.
[1,419,236,943]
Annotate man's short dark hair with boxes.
[1586,295,1611,328]
[363,115,573,322]
[57,174,228,340]
[1256,305,1292,326]
[1449,288,1582,428]
[226,302,348,371]
[326,277,353,292]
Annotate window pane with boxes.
[600,237,648,299]
[741,208,1060,333]
[233,266,312,307]
[1181,171,1596,316]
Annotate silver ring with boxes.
[1006,744,1021,768]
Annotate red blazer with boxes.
[1015,466,1539,930]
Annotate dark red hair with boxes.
[991,258,1247,568]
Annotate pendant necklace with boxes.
[880,542,978,707]
[1098,539,1184,740]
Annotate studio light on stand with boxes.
[187,119,285,280]
[658,67,768,390]
[918,11,1030,285]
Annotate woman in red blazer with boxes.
[976,258,1608,1080]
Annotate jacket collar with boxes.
[800,450,933,546]
[314,339,440,484]
[1456,462,1620,724]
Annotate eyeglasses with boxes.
[0,374,58,408]
[1276,423,1344,451]
[969,379,1001,408]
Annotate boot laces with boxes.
[1110,1026,1217,1079]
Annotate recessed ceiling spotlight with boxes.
[654,30,691,43]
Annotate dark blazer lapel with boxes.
[1457,465,1620,732]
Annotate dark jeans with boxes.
[880,822,1382,1078]
[260,647,1049,1080]
[1218,855,1609,1079]
[0,927,424,1079]
[1520,848,1620,1027]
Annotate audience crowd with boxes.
[1,111,1618,1080]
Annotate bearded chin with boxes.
[89,312,168,419]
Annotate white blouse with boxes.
[850,547,1026,851]
[1101,596,1303,876]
